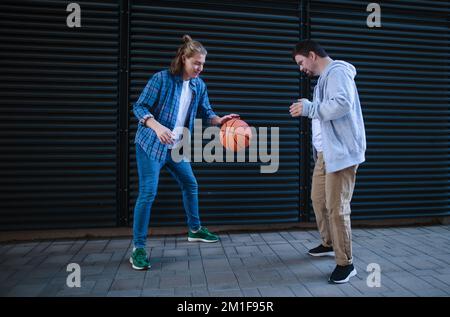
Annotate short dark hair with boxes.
[292,40,328,60]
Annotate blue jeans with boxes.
[133,144,201,248]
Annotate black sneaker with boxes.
[328,264,357,284]
[308,244,335,257]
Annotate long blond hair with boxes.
[170,35,207,75]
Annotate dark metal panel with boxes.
[300,0,311,222]
[0,0,120,230]
[309,0,450,219]
[128,0,302,225]
[118,0,131,226]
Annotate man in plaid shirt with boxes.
[130,35,239,270]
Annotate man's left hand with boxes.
[289,99,304,118]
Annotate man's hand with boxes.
[153,123,175,145]
[211,114,240,126]
[289,99,304,118]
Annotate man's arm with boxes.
[198,85,240,125]
[133,72,175,145]
[198,86,218,125]
[302,70,355,121]
[133,72,161,125]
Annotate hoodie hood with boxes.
[320,60,356,81]
[313,60,356,103]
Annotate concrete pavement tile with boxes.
[235,245,260,256]
[142,274,161,290]
[288,231,316,241]
[257,286,295,297]
[206,271,238,286]
[6,283,47,297]
[89,278,114,295]
[141,288,175,297]
[110,278,144,291]
[203,258,232,272]
[163,249,188,257]
[412,288,448,297]
[209,289,244,297]
[162,260,189,272]
[248,269,281,282]
[288,284,313,297]
[200,247,225,257]
[107,290,142,296]
[304,282,347,297]
[159,274,190,288]
[241,288,261,297]
[190,272,207,287]
[56,281,96,296]
[249,233,265,242]
[230,233,253,243]
[260,232,287,244]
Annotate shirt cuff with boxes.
[139,114,154,126]
[301,98,313,117]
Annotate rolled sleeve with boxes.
[133,72,161,125]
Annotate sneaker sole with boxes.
[329,268,357,284]
[129,257,150,270]
[308,251,335,257]
[188,237,219,243]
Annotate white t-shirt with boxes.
[168,80,192,149]
[312,118,323,152]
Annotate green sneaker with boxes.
[188,227,219,243]
[129,247,150,270]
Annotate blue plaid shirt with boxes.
[133,69,217,162]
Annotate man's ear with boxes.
[309,51,317,61]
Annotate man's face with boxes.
[294,52,317,77]
[183,53,206,79]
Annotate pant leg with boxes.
[165,153,201,231]
[325,164,358,266]
[311,152,332,247]
[133,144,163,249]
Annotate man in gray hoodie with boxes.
[290,40,366,284]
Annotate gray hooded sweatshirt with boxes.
[301,60,366,173]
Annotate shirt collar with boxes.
[171,70,198,88]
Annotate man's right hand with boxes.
[154,124,175,145]
[146,118,175,145]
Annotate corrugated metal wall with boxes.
[0,0,120,230]
[128,0,303,226]
[1,0,449,230]
[309,0,450,220]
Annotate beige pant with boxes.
[311,152,358,266]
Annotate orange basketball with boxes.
[220,119,252,152]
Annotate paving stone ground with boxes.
[1,225,449,297]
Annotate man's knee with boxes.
[327,204,351,218]
[138,188,157,201]
[185,178,198,192]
